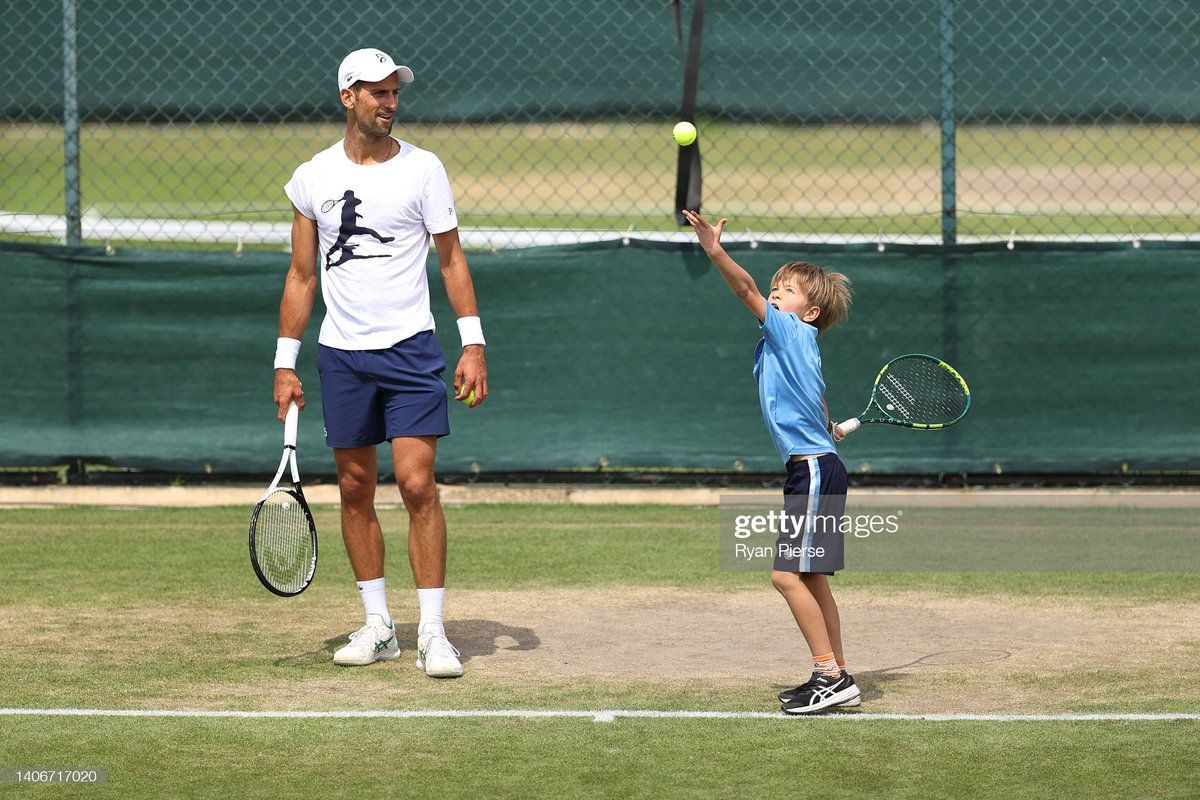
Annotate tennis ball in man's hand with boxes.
[673,121,697,146]
[457,388,476,405]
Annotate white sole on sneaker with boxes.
[334,647,401,667]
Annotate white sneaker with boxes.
[333,614,400,666]
[416,629,463,678]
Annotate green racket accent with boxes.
[847,354,971,431]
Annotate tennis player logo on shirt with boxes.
[324,190,394,270]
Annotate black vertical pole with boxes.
[673,0,704,224]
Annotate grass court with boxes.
[1,502,1197,798]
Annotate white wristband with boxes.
[456,316,486,347]
[274,337,301,370]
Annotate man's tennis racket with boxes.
[248,401,317,596]
[838,354,970,436]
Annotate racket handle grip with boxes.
[837,418,861,435]
[284,401,299,448]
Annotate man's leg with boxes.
[331,445,399,666]
[391,435,461,677]
[334,445,386,580]
[391,435,446,589]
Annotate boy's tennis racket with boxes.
[248,401,317,596]
[838,354,970,436]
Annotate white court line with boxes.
[1,708,1197,723]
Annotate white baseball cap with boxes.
[337,48,415,92]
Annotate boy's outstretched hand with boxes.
[681,209,766,320]
[682,209,728,256]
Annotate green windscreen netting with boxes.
[7,0,1198,123]
[1,241,1196,476]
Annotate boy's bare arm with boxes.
[682,210,768,321]
[822,397,846,443]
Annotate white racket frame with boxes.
[258,401,301,502]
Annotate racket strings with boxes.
[253,489,314,594]
[880,359,968,425]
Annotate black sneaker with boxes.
[777,676,817,704]
[781,671,861,715]
[778,672,862,706]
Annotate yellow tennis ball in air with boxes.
[673,121,697,146]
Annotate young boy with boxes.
[684,210,859,714]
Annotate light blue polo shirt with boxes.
[753,304,836,462]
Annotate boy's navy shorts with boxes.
[317,331,450,448]
[774,452,847,574]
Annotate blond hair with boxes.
[769,261,852,332]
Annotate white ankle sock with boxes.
[417,587,445,635]
[356,578,390,624]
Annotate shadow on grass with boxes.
[273,619,541,668]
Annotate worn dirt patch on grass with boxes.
[3,588,1197,713]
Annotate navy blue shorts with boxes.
[774,453,847,574]
[317,331,450,448]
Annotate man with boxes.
[273,48,487,678]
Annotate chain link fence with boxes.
[3,0,1198,248]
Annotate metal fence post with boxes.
[62,0,85,442]
[938,0,957,246]
[62,0,82,247]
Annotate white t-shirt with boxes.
[284,138,458,350]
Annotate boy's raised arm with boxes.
[683,210,768,321]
